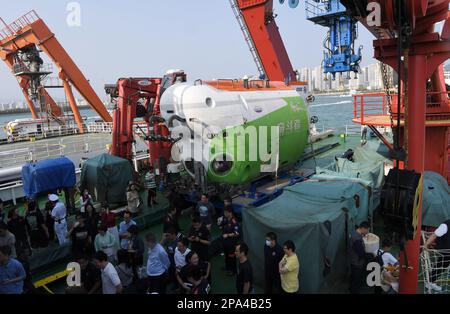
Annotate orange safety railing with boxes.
[354,91,450,124]
[353,93,392,125]
[0,10,40,41]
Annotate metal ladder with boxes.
[229,0,266,78]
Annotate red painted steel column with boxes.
[62,78,85,134]
[398,54,427,294]
[111,108,119,156]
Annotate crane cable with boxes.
[376,0,412,270]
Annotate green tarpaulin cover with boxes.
[80,153,133,204]
[422,171,450,227]
[243,178,373,293]
[316,142,450,227]
[316,141,388,210]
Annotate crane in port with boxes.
[230,0,363,81]
[0,11,112,134]
[233,0,449,294]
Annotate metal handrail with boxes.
[353,91,449,124]
[0,121,112,144]
[0,134,112,167]
[0,120,154,145]
[305,0,328,18]
[215,78,239,88]
[43,76,63,87]
[345,124,362,136]
[229,0,265,78]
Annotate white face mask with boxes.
[265,240,272,247]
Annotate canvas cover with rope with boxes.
[80,153,133,204]
[315,141,389,210]
[242,178,373,293]
[22,157,76,199]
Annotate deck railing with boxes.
[0,133,112,169]
[0,10,40,41]
[345,124,362,136]
[305,1,328,19]
[353,93,391,125]
[353,91,449,124]
[0,121,116,144]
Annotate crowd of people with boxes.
[2,183,449,295]
[0,185,302,295]
[61,190,301,295]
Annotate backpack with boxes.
[374,249,386,269]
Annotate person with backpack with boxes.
[374,238,399,294]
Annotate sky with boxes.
[0,0,380,101]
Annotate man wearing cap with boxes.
[49,194,68,245]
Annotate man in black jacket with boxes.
[264,232,284,294]
[349,221,370,294]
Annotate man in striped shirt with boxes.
[144,167,158,207]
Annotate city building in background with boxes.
[297,61,398,93]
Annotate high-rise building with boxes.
[293,61,396,92]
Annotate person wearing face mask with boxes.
[264,232,284,294]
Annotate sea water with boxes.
[0,96,356,139]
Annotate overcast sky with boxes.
[0,0,383,101]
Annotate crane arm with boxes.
[0,11,112,124]
[234,0,297,82]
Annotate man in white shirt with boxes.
[425,219,450,292]
[174,238,191,269]
[377,238,399,294]
[379,240,399,267]
[118,211,137,250]
[49,194,68,245]
[94,251,123,294]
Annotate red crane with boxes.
[0,11,112,133]
[237,0,449,294]
[106,71,186,171]
[343,0,450,293]
[231,0,298,82]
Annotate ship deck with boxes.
[0,133,112,170]
[22,134,368,293]
[3,133,424,294]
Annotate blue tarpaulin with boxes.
[22,157,76,198]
